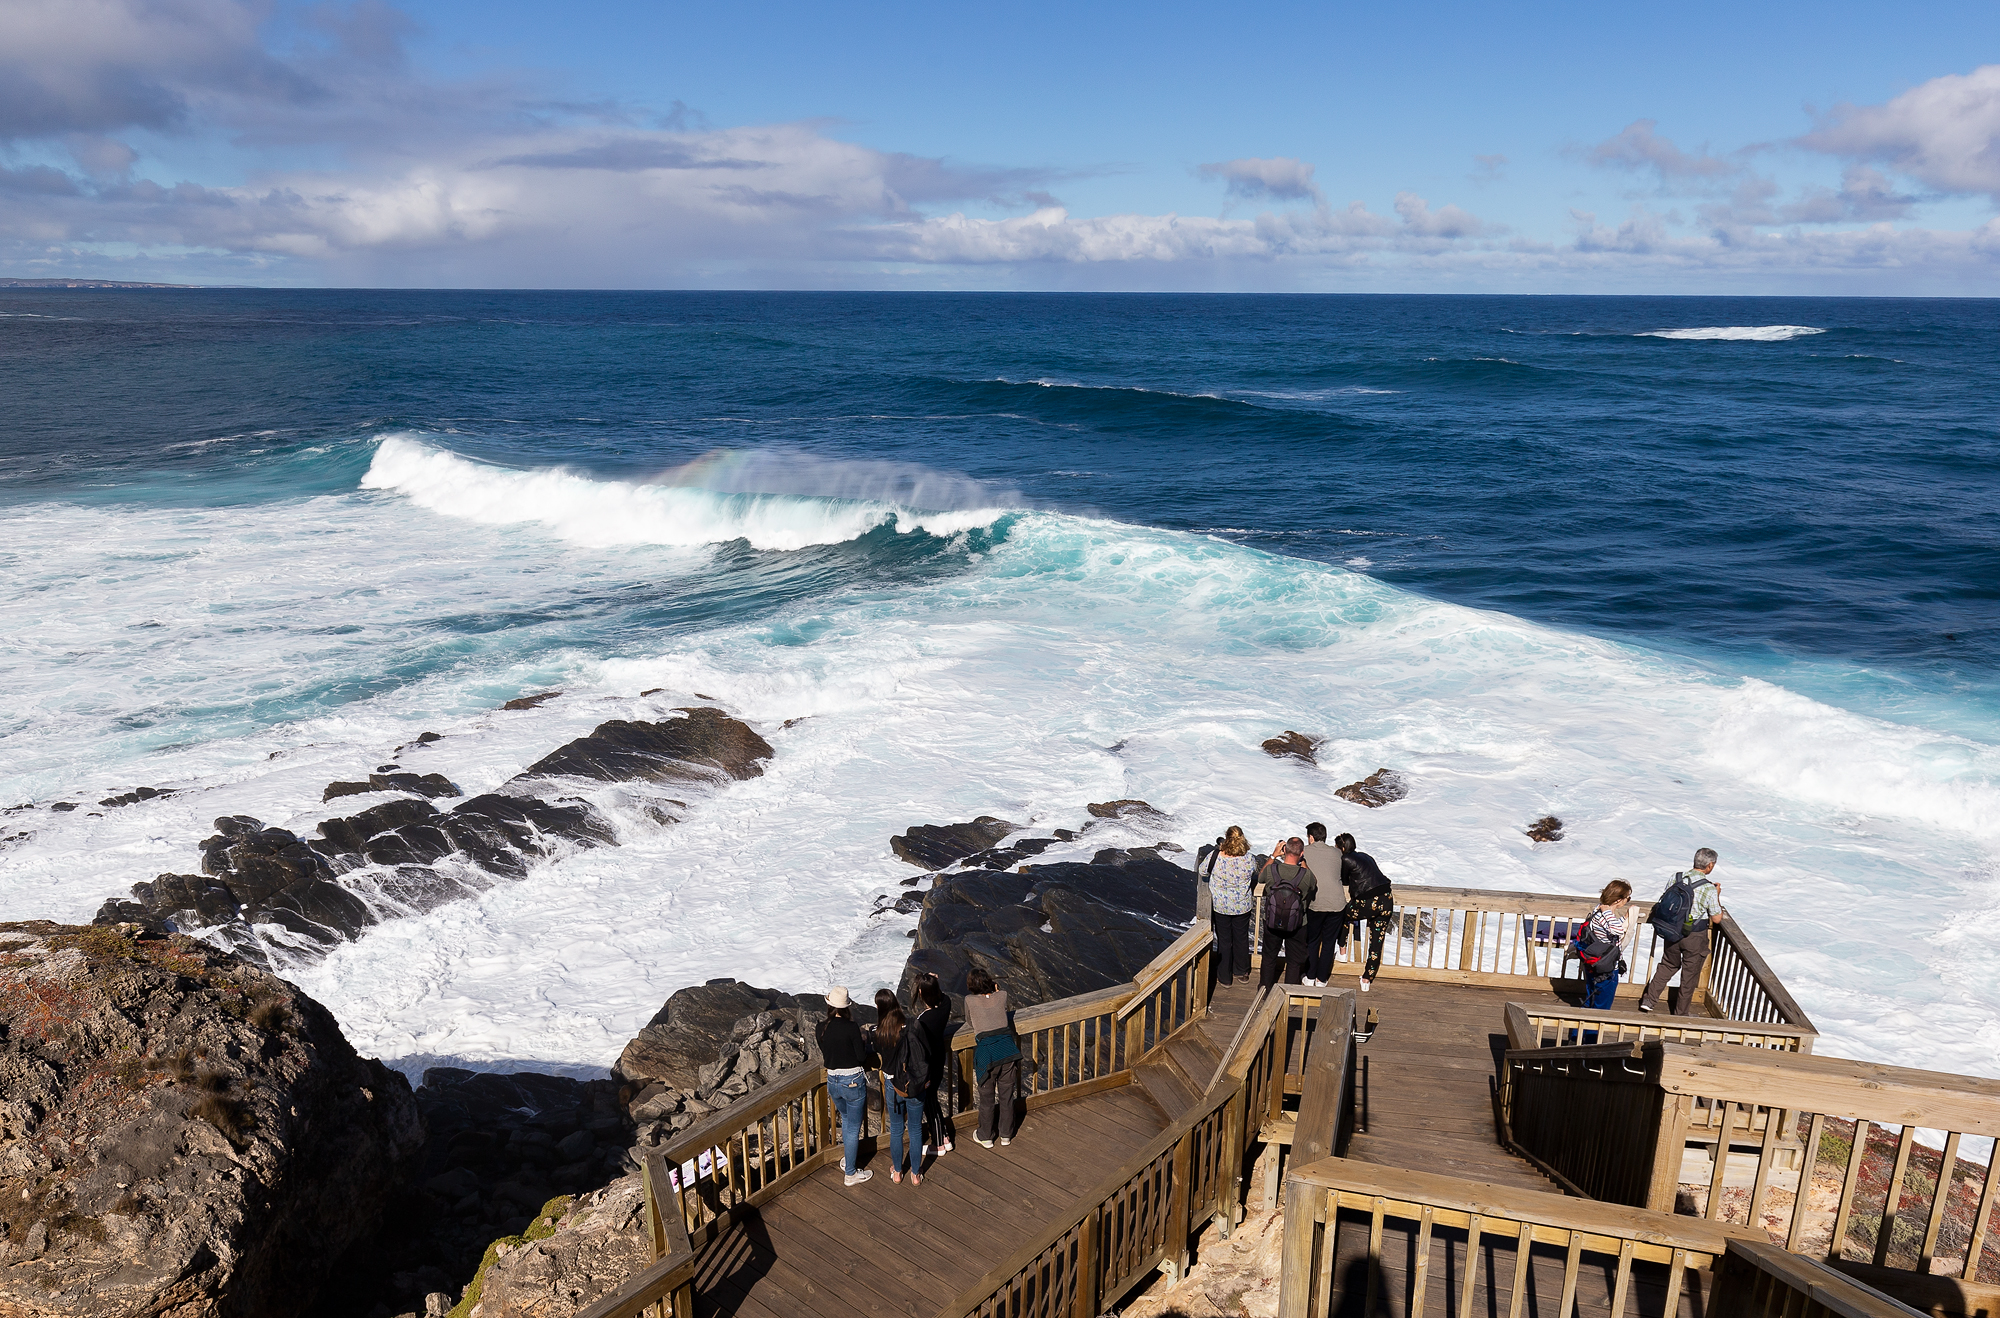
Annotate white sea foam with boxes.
[360,434,1012,551]
[4,451,1998,1085]
[1638,326,1826,341]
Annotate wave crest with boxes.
[1638,326,1826,342]
[361,436,1015,551]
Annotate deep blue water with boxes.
[5,290,1995,706]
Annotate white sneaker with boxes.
[843,1169,873,1186]
[1637,1003,1654,1013]
[975,1136,994,1148]
[999,1137,1011,1146]
[1359,978,1371,992]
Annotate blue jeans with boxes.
[1583,970,1619,1011]
[888,1087,923,1174]
[827,1071,866,1175]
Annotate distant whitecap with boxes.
[1637,325,1826,341]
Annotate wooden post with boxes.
[1829,1119,1872,1262]
[1072,1208,1099,1318]
[1221,1088,1245,1233]
[1459,908,1480,973]
[1786,1114,1826,1253]
[1918,1130,1964,1273]
[1170,1126,1194,1275]
[1276,1179,1320,1318]
[1873,1123,1918,1267]
[1646,1092,1693,1213]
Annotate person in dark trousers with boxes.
[963,967,1022,1147]
[1258,837,1318,987]
[1299,822,1347,986]
[1639,848,1724,1015]
[876,1003,931,1185]
[1202,825,1258,985]
[913,973,956,1156]
[815,986,878,1185]
[1336,834,1393,992]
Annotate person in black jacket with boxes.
[913,974,956,1156]
[877,1003,931,1185]
[1336,833,1394,992]
[816,987,879,1186]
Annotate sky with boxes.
[3,0,2000,291]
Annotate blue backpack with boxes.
[1648,872,1713,942]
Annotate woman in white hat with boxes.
[816,986,878,1185]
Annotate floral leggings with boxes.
[1346,890,1394,979]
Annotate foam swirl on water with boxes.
[1638,325,1826,341]
[361,435,1013,551]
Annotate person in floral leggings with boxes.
[1336,834,1394,991]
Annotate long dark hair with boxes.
[877,1005,907,1053]
[916,973,948,1011]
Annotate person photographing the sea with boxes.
[816,986,878,1186]
[1639,849,1724,1015]
[1299,823,1347,986]
[1336,834,1393,992]
[1258,837,1317,986]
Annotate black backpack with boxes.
[1263,863,1306,933]
[1648,872,1712,942]
[1571,912,1621,974]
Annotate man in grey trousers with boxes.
[1638,847,1725,1015]
[1299,822,1348,986]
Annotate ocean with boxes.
[2,290,1996,1081]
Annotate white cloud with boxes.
[1800,64,2000,200]
[1584,119,1738,180]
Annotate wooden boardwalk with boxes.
[691,981,1263,1318]
[1340,978,1568,1195]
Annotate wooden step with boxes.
[1164,1032,1223,1092]
[1134,1059,1198,1119]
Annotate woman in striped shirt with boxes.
[1579,880,1634,1011]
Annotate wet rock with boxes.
[890,816,1017,870]
[1526,815,1565,843]
[49,802,78,812]
[1086,798,1169,821]
[106,711,769,966]
[502,691,562,711]
[0,921,423,1318]
[96,785,174,808]
[323,773,463,804]
[1335,768,1408,808]
[1261,731,1320,764]
[903,851,1198,1007]
[522,709,771,784]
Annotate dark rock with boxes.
[902,850,1197,1007]
[1262,731,1320,764]
[0,921,423,1318]
[889,816,1017,871]
[50,802,78,812]
[1526,815,1565,843]
[521,709,772,784]
[96,785,174,808]
[501,691,562,711]
[323,773,462,804]
[1085,799,1168,821]
[1335,768,1408,808]
[417,732,442,743]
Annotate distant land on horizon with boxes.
[0,277,206,289]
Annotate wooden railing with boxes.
[942,987,1358,1318]
[575,1152,698,1318]
[1238,881,1814,1031]
[1277,1155,1764,1318]
[1511,1001,1817,1054]
[1713,1240,1927,1318]
[1497,1036,2000,1297]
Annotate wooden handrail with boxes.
[1515,1002,1817,1053]
[657,1058,824,1168]
[575,1151,699,1318]
[1654,1043,2000,1136]
[1116,919,1214,1020]
[1720,1240,1928,1318]
[1291,992,1355,1165]
[1708,912,1817,1033]
[944,981,1133,1051]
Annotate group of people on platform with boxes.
[815,833,1727,1190]
[1200,823,1396,991]
[814,967,1022,1188]
[1199,825,1726,1015]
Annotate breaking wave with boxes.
[1638,326,1826,342]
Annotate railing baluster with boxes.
[1875,1123,1918,1267]
[1830,1119,1872,1261]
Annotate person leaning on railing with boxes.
[1638,848,1725,1015]
[1336,833,1393,992]
[816,986,880,1186]
[913,973,956,1156]
[1202,825,1258,985]
[964,967,1024,1148]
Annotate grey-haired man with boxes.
[1638,848,1724,1015]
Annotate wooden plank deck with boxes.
[1341,978,1574,1194]
[692,980,1262,1318]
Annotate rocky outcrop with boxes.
[96,709,773,967]
[501,692,561,711]
[1260,732,1320,765]
[1526,815,1565,842]
[97,785,177,809]
[1087,799,1169,822]
[0,921,423,1318]
[903,849,1198,1006]
[1335,768,1407,808]
[890,816,1017,871]
[464,1173,650,1318]
[613,982,843,1160]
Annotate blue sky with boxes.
[4,0,1999,290]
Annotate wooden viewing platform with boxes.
[578,882,2000,1318]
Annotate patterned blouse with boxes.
[1208,852,1259,916]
